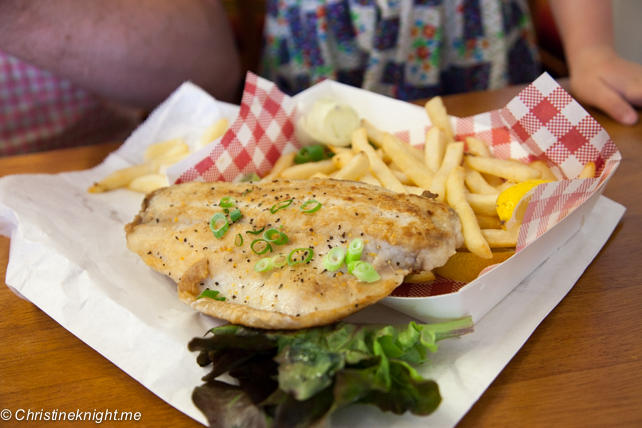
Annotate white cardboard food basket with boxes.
[160,72,620,325]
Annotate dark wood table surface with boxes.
[1,82,641,427]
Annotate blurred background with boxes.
[530,0,642,79]
[227,0,641,83]
[613,0,642,65]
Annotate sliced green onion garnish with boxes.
[346,238,364,265]
[197,289,226,301]
[254,257,273,273]
[270,198,293,213]
[235,233,243,246]
[323,247,345,271]
[271,254,287,268]
[287,248,314,266]
[299,199,322,214]
[263,228,289,245]
[229,208,242,222]
[350,261,380,283]
[263,228,280,242]
[294,145,326,164]
[220,196,236,208]
[251,239,273,255]
[210,213,229,239]
[245,226,265,235]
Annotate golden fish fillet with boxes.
[125,179,463,329]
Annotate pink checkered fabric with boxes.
[175,72,299,183]
[0,50,139,156]
[173,72,620,298]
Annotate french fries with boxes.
[446,166,492,259]
[391,169,414,185]
[331,150,355,169]
[89,118,230,194]
[424,126,447,173]
[380,133,433,189]
[429,142,464,202]
[327,145,351,154]
[464,136,492,158]
[362,119,424,162]
[464,164,499,195]
[465,192,499,217]
[128,173,169,194]
[143,138,188,162]
[88,163,156,193]
[333,152,370,181]
[361,118,385,147]
[465,155,542,182]
[280,159,337,179]
[359,173,382,186]
[425,96,455,143]
[481,228,519,248]
[529,160,557,181]
[578,161,596,179]
[351,128,406,193]
[195,118,229,150]
[262,152,296,181]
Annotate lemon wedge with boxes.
[496,179,553,227]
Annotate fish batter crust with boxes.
[125,179,463,329]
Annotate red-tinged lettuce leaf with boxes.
[192,380,269,428]
[201,348,265,381]
[189,325,278,354]
[229,353,280,405]
[269,386,334,428]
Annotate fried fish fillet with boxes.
[125,179,463,329]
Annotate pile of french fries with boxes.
[87,118,230,194]
[264,96,596,270]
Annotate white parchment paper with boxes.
[0,83,625,426]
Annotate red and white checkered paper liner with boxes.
[175,73,299,184]
[171,72,620,298]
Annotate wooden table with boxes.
[1,83,641,427]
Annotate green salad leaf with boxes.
[188,318,473,428]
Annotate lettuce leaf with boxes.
[189,318,473,428]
